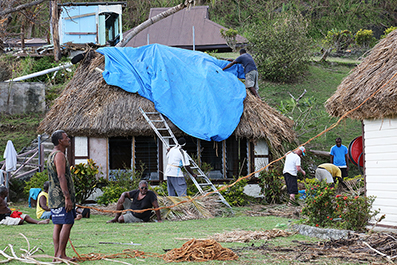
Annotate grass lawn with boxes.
[1,203,320,265]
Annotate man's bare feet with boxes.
[106,218,117,223]
[38,219,50,224]
[53,256,77,262]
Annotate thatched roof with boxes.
[38,51,296,153]
[325,30,397,120]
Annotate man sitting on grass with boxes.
[0,186,49,225]
[107,180,162,223]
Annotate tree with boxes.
[246,12,311,82]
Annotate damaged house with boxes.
[38,45,296,183]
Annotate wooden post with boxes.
[20,23,25,49]
[51,0,61,61]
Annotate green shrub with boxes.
[71,159,105,204]
[220,28,239,52]
[334,194,378,231]
[301,181,337,227]
[258,168,286,204]
[17,56,75,84]
[246,12,311,82]
[97,184,129,206]
[96,168,143,205]
[301,181,379,231]
[218,176,251,206]
[355,29,376,49]
[23,170,48,195]
[381,26,397,39]
[9,178,27,202]
[323,29,354,52]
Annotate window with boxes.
[226,137,248,178]
[200,140,224,179]
[134,136,158,180]
[109,137,132,170]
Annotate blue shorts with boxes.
[51,207,76,225]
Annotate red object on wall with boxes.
[348,136,364,167]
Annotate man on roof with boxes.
[222,48,260,98]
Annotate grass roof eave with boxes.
[325,29,397,120]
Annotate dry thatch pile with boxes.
[325,29,397,120]
[38,50,296,153]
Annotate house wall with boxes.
[364,118,397,228]
[89,138,108,179]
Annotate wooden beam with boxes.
[64,12,95,20]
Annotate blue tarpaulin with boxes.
[97,44,246,142]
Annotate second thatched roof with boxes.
[325,30,397,120]
[38,51,296,153]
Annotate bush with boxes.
[96,168,143,205]
[220,28,239,52]
[301,181,379,231]
[71,159,105,204]
[355,29,376,49]
[218,176,252,206]
[246,12,311,82]
[301,181,337,227]
[381,26,397,39]
[258,168,286,204]
[323,29,354,52]
[24,170,48,195]
[16,56,75,84]
[334,194,378,231]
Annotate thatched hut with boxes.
[325,30,397,228]
[39,50,296,182]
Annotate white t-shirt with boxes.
[165,146,190,177]
[282,152,301,176]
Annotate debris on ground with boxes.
[231,232,397,263]
[208,229,293,243]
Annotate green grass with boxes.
[0,113,44,153]
[1,203,317,265]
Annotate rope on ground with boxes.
[77,71,397,216]
[162,239,238,262]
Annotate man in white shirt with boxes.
[165,138,197,196]
[283,146,306,204]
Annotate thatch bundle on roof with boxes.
[325,30,397,120]
[38,50,296,153]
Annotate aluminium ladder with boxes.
[139,107,233,210]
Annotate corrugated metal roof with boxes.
[124,6,247,51]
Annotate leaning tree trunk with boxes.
[50,0,61,61]
[117,0,194,47]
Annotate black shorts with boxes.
[340,168,348,178]
[283,173,298,194]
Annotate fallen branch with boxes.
[0,234,78,264]
[362,241,394,263]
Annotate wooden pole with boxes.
[51,0,61,61]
